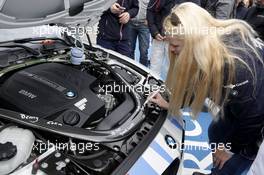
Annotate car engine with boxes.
[0,41,167,175]
[0,63,106,123]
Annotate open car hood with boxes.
[0,0,115,28]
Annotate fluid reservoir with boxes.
[0,126,35,175]
[70,47,85,65]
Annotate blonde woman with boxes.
[149,2,264,175]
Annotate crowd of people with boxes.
[97,1,264,175]
[97,0,263,75]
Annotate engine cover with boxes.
[0,63,105,125]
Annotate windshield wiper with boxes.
[0,44,40,56]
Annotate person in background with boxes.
[201,0,236,19]
[244,0,264,41]
[130,0,151,67]
[148,2,264,175]
[244,0,254,7]
[97,0,139,57]
[178,0,201,5]
[147,0,200,78]
[236,0,250,19]
[146,0,175,78]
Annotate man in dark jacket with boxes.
[97,0,139,57]
[236,0,249,19]
[146,0,175,78]
[147,0,200,40]
[147,0,175,40]
[147,0,200,78]
[244,0,264,41]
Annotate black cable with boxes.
[67,150,107,160]
[0,44,40,56]
[86,33,93,48]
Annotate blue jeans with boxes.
[129,21,150,67]
[97,37,131,57]
[208,118,254,175]
[150,39,169,80]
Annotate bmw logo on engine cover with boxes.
[66,91,76,99]
[165,135,178,149]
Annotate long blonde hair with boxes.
[164,2,263,118]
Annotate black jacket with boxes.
[147,0,200,38]
[147,0,175,38]
[235,2,248,19]
[244,6,264,41]
[222,36,264,156]
[98,0,139,41]
[178,0,200,5]
[202,0,236,19]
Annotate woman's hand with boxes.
[149,92,169,109]
[213,148,233,170]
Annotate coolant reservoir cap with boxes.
[70,47,85,65]
[71,47,83,58]
[0,142,17,161]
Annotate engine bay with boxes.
[0,42,168,175]
[0,63,106,122]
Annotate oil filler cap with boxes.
[0,142,17,161]
[63,111,80,126]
